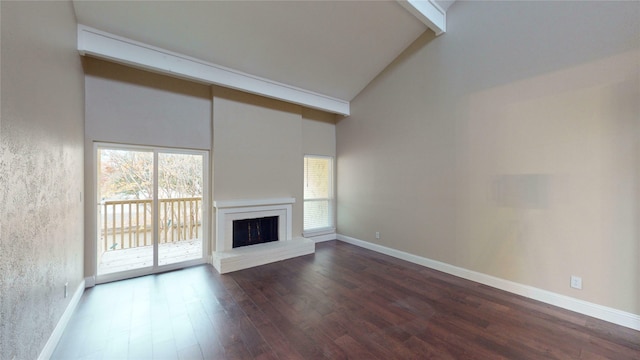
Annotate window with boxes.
[303,155,334,234]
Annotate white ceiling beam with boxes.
[398,0,446,35]
[77,25,350,116]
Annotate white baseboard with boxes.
[336,234,640,331]
[38,279,86,360]
[84,276,96,288]
[307,233,337,243]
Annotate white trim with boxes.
[38,279,85,360]
[303,227,336,238]
[303,155,336,234]
[84,276,96,288]
[77,25,350,116]
[92,143,210,283]
[220,206,290,250]
[305,232,337,243]
[215,203,293,252]
[96,258,209,285]
[214,197,295,209]
[397,0,446,35]
[336,234,640,331]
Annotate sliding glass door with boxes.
[157,151,205,266]
[96,144,208,280]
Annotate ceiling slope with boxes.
[73,1,453,114]
[77,25,351,115]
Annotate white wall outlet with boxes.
[64,282,69,298]
[375,231,380,239]
[570,276,582,290]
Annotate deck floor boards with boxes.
[98,239,203,274]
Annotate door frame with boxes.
[92,142,210,284]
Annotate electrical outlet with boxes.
[64,282,68,298]
[570,276,582,290]
[375,232,380,239]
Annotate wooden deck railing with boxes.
[100,197,202,251]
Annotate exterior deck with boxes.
[97,196,204,275]
[98,238,203,275]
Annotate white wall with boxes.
[302,108,336,156]
[84,58,211,150]
[212,87,304,241]
[83,58,212,276]
[212,87,337,246]
[337,1,640,315]
[0,1,85,357]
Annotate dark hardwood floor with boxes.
[52,240,639,359]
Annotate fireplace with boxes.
[212,198,315,274]
[233,216,279,248]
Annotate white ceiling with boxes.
[72,1,452,103]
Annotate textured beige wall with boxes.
[337,1,640,314]
[0,1,85,358]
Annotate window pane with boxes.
[303,155,334,232]
[158,152,204,266]
[97,148,154,275]
[304,200,331,230]
[304,157,330,199]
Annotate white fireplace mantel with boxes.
[213,197,295,209]
[212,197,314,274]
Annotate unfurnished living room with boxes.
[1,0,639,359]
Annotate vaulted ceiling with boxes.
[72,1,454,113]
